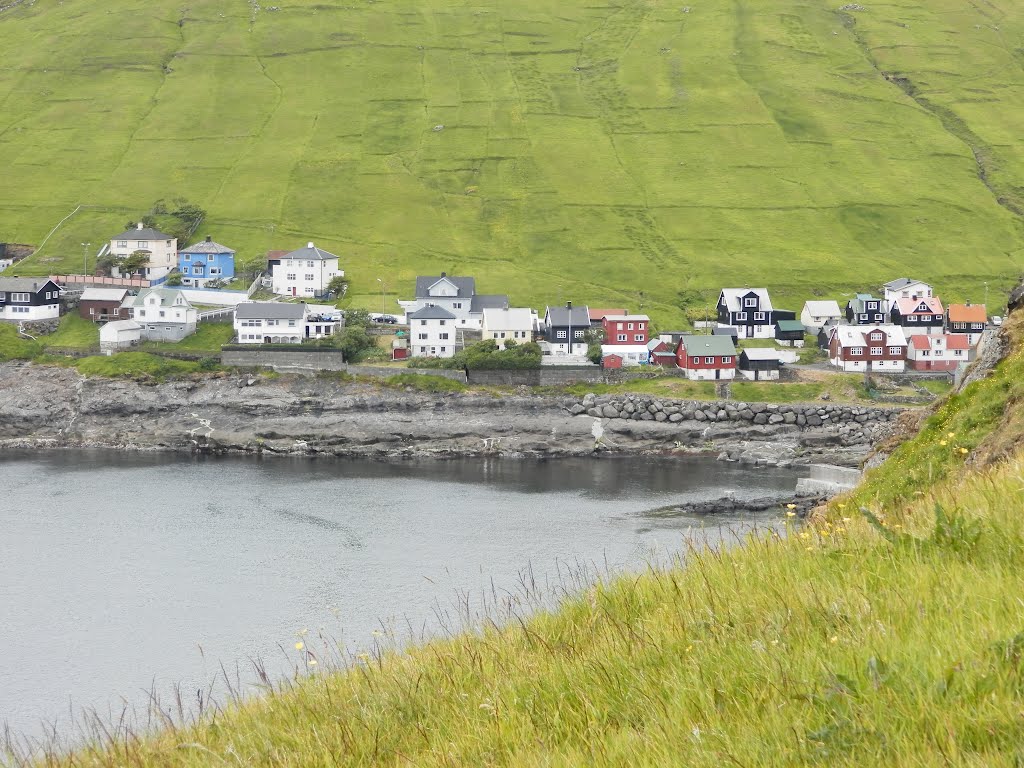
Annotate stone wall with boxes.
[221,347,348,371]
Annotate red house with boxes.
[647,339,676,367]
[602,353,623,369]
[907,333,969,371]
[601,314,649,345]
[675,335,737,381]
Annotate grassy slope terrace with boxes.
[1,0,1024,321]
[18,314,1024,766]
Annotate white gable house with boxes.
[233,302,342,344]
[130,288,197,342]
[800,300,843,334]
[408,305,459,358]
[883,277,933,308]
[481,307,538,350]
[399,273,509,330]
[271,243,343,298]
[109,223,178,280]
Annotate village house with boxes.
[775,318,807,347]
[129,287,197,342]
[542,303,591,357]
[99,320,142,355]
[392,333,410,361]
[178,236,236,287]
[271,242,343,298]
[481,307,538,350]
[599,313,650,366]
[717,288,775,339]
[109,223,178,280]
[233,302,341,344]
[800,300,842,334]
[845,294,887,325]
[588,308,627,328]
[400,273,509,330]
[827,325,907,372]
[646,338,676,367]
[79,287,131,322]
[946,303,987,345]
[0,277,61,322]
[883,278,933,308]
[906,334,970,372]
[738,348,783,381]
[889,296,945,336]
[674,335,737,380]
[408,305,459,358]
[601,353,624,369]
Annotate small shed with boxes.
[739,348,782,380]
[99,320,142,355]
[602,353,623,369]
[392,333,409,361]
[775,319,806,347]
[713,326,738,343]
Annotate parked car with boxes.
[371,314,398,324]
[992,316,1003,327]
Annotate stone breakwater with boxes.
[0,363,904,465]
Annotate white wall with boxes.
[409,317,458,357]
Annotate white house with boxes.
[481,307,538,349]
[408,305,459,358]
[827,325,908,373]
[717,288,775,339]
[271,242,343,298]
[883,277,933,308]
[233,302,341,344]
[109,223,178,280]
[399,273,509,330]
[130,288,197,342]
[800,300,842,334]
[0,277,61,322]
[99,320,142,354]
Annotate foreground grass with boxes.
[138,322,233,354]
[19,317,1024,766]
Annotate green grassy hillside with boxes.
[21,313,1024,766]
[2,0,1023,321]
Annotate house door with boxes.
[715,368,721,380]
[264,336,271,344]
[291,287,296,296]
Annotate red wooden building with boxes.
[674,335,737,381]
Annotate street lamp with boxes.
[376,277,386,314]
[81,242,91,277]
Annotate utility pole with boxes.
[984,281,989,308]
[377,277,386,313]
[81,242,91,277]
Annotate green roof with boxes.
[776,320,805,332]
[680,334,736,357]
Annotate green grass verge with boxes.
[383,373,467,393]
[37,313,100,349]
[139,322,234,354]
[73,352,202,379]
[0,324,42,361]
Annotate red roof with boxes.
[947,303,987,323]
[589,308,627,321]
[946,334,970,350]
[909,335,931,350]
[895,296,943,315]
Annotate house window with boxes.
[207,255,214,262]
[870,347,882,355]
[634,335,644,342]
[574,330,585,338]
[888,347,901,355]
[907,315,918,322]
[184,254,191,261]
[627,323,634,330]
[849,347,863,355]
[866,302,877,310]
[873,314,884,322]
[954,350,964,356]
[159,311,166,318]
[418,334,427,340]
[736,312,747,321]
[137,310,146,318]
[722,356,732,364]
[557,330,567,339]
[453,302,462,309]
[705,357,714,364]
[870,332,882,341]
[420,320,427,326]
[920,350,930,357]
[440,333,449,340]
[117,240,127,248]
[138,241,148,249]
[753,312,765,321]
[11,293,29,302]
[744,298,756,307]
[307,260,315,268]
[439,320,446,326]
[287,273,297,280]
[859,313,867,321]
[691,356,700,365]
[89,307,95,316]
[305,274,315,281]
[617,334,627,342]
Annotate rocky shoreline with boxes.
[0,362,906,466]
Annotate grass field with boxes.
[1,0,1023,324]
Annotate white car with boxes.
[992,316,1003,327]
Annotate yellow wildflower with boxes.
[830,636,838,644]
[947,431,955,439]
[786,503,797,510]
[786,511,797,518]
[959,447,969,455]
[294,641,304,651]
[939,439,948,447]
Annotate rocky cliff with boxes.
[0,363,904,465]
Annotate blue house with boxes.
[178,236,236,287]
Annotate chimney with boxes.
[137,222,143,230]
[307,242,314,249]
[205,235,212,243]
[440,271,447,277]
[566,301,572,309]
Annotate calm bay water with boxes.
[0,451,804,743]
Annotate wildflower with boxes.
[372,630,384,637]
[799,531,811,540]
[786,511,797,518]
[947,431,955,439]
[939,439,948,447]
[358,652,370,661]
[307,658,318,666]
[786,503,797,510]
[830,636,838,644]
[959,447,969,455]
[294,641,304,651]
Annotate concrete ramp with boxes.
[796,464,862,497]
